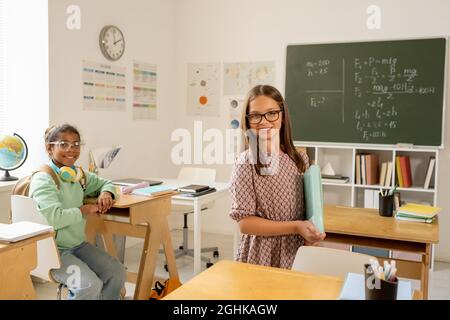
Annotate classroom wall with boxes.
[3,0,49,177]
[172,0,450,261]
[48,0,178,180]
[49,0,450,261]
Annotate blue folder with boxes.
[303,165,324,233]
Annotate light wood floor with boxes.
[33,229,450,300]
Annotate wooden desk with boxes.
[324,205,439,299]
[0,231,54,300]
[85,191,179,300]
[163,260,343,300]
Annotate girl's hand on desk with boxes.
[296,221,326,245]
[97,192,114,213]
[80,204,101,216]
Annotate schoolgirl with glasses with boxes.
[29,124,126,299]
[229,85,326,269]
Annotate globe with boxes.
[0,133,28,181]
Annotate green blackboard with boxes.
[285,38,446,146]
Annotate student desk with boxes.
[163,260,343,300]
[149,178,230,275]
[0,231,55,299]
[85,191,180,300]
[323,205,439,299]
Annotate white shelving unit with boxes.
[296,142,439,269]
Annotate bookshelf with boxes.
[296,142,439,269]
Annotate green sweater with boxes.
[29,169,117,250]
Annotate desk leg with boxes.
[133,196,175,300]
[421,244,431,300]
[193,199,201,275]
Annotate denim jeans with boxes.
[50,242,126,300]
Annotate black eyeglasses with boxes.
[48,141,84,151]
[246,108,283,124]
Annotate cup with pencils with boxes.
[364,259,398,300]
[378,186,395,217]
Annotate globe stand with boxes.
[0,170,18,181]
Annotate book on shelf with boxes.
[355,154,361,185]
[395,156,404,188]
[361,154,367,185]
[423,157,436,189]
[131,185,176,197]
[379,162,387,186]
[384,161,393,187]
[363,189,380,210]
[399,156,412,188]
[365,154,379,185]
[322,178,349,184]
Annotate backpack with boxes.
[149,278,182,300]
[12,165,86,196]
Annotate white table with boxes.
[148,178,230,275]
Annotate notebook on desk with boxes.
[177,184,210,193]
[112,178,163,186]
[0,221,53,243]
[131,185,176,197]
[179,187,216,197]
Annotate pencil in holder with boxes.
[364,264,398,300]
[378,193,394,217]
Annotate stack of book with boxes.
[395,156,412,188]
[395,203,440,224]
[355,153,379,185]
[321,174,349,184]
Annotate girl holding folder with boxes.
[229,85,326,269]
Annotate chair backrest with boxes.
[291,246,375,279]
[177,167,216,185]
[11,195,61,282]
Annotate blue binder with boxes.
[303,165,325,233]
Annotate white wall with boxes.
[48,0,177,180]
[3,0,49,177]
[48,0,450,261]
[173,0,450,261]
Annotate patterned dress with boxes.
[229,149,310,269]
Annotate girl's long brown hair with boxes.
[241,85,306,175]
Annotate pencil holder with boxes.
[364,264,398,300]
[379,193,394,217]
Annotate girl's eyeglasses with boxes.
[246,108,284,124]
[48,141,84,151]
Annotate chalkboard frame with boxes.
[284,37,448,149]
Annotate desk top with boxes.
[149,178,229,201]
[0,231,54,254]
[163,260,343,300]
[112,189,177,208]
[324,205,439,244]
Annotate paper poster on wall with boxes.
[133,61,157,120]
[82,60,126,111]
[223,61,276,96]
[187,63,221,116]
[228,97,244,129]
